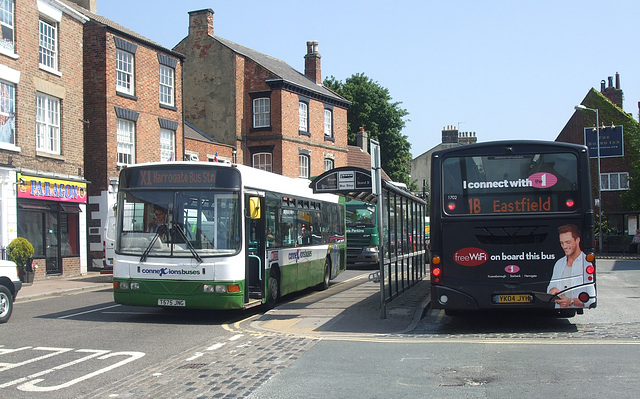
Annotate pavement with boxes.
[13,270,432,336]
[14,272,115,303]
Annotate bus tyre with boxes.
[0,285,14,324]
[317,258,331,291]
[266,270,280,309]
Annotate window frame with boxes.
[324,158,334,172]
[0,79,15,146]
[252,152,272,172]
[601,172,629,191]
[116,49,135,96]
[299,101,309,134]
[160,128,175,162]
[39,17,58,72]
[299,154,310,178]
[324,108,333,139]
[0,0,15,55]
[35,92,61,154]
[159,64,175,107]
[252,98,270,128]
[117,118,135,166]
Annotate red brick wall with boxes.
[0,2,85,175]
[240,59,348,178]
[556,100,631,214]
[184,140,235,162]
[83,24,184,196]
[83,22,184,267]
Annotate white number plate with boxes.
[158,299,186,307]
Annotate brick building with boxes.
[184,121,235,163]
[0,0,88,278]
[556,73,639,249]
[410,125,477,194]
[64,0,185,268]
[174,9,350,179]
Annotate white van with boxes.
[0,260,22,323]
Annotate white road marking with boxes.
[57,304,122,319]
[0,346,145,392]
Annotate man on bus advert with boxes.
[547,224,594,308]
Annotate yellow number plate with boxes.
[495,294,532,303]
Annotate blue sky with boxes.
[98,0,640,158]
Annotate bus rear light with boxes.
[585,265,595,274]
[447,202,456,211]
[565,199,575,208]
[578,292,591,303]
[432,267,441,277]
[585,253,595,262]
[432,256,441,265]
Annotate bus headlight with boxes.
[118,281,129,290]
[130,282,140,290]
[203,284,222,293]
[364,247,378,253]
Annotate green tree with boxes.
[324,73,412,185]
[621,118,640,210]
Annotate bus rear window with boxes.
[442,152,580,215]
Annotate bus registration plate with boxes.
[158,299,186,307]
[494,294,532,304]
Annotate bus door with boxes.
[245,193,266,305]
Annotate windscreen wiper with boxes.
[140,230,162,262]
[173,223,203,263]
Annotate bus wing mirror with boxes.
[249,197,261,219]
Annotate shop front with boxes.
[16,173,87,277]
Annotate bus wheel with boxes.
[0,285,14,323]
[266,269,280,309]
[317,258,331,291]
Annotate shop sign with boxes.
[17,173,87,203]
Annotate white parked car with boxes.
[0,260,22,323]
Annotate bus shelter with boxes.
[311,166,428,318]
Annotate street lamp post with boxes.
[575,104,603,252]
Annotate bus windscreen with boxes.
[442,152,580,215]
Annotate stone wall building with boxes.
[174,9,350,179]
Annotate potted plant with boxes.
[7,237,34,284]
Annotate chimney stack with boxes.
[356,127,368,153]
[442,125,459,144]
[601,73,623,109]
[189,9,214,38]
[304,41,322,84]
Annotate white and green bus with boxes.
[112,162,346,310]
